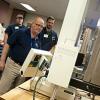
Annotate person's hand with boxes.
[0,60,5,71]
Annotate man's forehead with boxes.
[16,14,23,18]
[35,19,44,24]
[47,19,55,23]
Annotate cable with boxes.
[30,59,41,90]
[33,69,49,100]
[33,76,45,100]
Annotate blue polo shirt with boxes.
[7,28,41,65]
[39,27,58,51]
[5,24,26,38]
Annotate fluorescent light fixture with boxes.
[20,3,36,11]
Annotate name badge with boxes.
[15,26,19,29]
[44,34,48,38]
[52,37,55,41]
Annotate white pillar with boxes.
[47,0,89,88]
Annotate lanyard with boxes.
[31,38,39,48]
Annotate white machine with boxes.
[20,48,52,77]
[20,48,75,100]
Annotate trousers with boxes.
[0,57,25,95]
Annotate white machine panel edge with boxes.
[47,0,88,88]
[20,48,52,77]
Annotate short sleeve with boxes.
[53,32,58,44]
[5,25,12,37]
[7,30,19,46]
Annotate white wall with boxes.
[24,13,63,35]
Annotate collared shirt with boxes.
[7,28,41,65]
[5,24,26,38]
[39,27,58,51]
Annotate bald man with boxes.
[0,17,44,95]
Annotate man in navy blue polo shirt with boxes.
[0,14,26,78]
[4,14,26,43]
[39,16,58,51]
[0,17,44,95]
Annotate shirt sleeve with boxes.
[7,30,19,46]
[5,25,12,37]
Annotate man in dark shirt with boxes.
[39,16,58,51]
[4,14,26,43]
[0,14,26,78]
[0,17,44,95]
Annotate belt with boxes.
[9,57,22,66]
